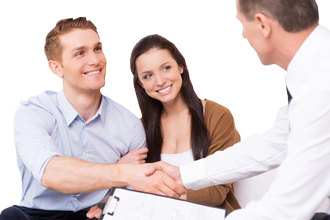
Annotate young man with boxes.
[149,0,330,219]
[0,17,185,220]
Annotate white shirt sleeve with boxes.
[227,89,330,220]
[181,89,330,219]
[180,105,289,189]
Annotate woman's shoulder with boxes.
[203,99,236,128]
[204,99,231,116]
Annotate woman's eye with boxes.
[163,66,171,71]
[144,73,152,79]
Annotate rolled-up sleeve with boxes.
[14,102,60,183]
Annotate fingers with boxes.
[138,153,147,161]
[136,147,148,163]
[163,164,183,185]
[134,153,147,164]
[145,171,186,198]
[137,147,148,154]
[145,162,165,176]
[142,171,178,198]
[129,164,185,198]
[154,171,186,198]
[117,147,148,164]
[86,205,102,219]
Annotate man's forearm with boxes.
[42,156,126,194]
[42,156,186,198]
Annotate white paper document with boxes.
[100,188,227,220]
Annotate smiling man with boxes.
[0,17,185,220]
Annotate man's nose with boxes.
[88,52,100,66]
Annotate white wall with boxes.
[0,119,21,207]
[0,0,329,212]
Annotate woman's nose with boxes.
[155,73,166,87]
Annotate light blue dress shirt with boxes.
[14,90,146,211]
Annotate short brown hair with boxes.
[238,0,319,32]
[44,17,98,63]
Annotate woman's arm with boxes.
[117,147,148,164]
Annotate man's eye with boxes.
[95,46,102,52]
[76,51,84,57]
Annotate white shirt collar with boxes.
[286,25,326,99]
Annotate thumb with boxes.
[163,165,182,184]
[144,162,164,176]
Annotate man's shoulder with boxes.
[17,91,59,117]
[15,91,59,127]
[21,91,57,107]
[102,96,140,124]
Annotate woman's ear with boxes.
[49,60,64,78]
[179,66,184,74]
[254,13,272,38]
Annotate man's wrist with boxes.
[109,163,129,187]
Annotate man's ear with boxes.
[254,13,272,38]
[49,60,64,78]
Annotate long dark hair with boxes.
[130,34,209,162]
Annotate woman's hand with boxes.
[117,147,148,164]
[86,200,106,219]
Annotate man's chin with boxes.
[258,56,273,66]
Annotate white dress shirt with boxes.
[180,25,330,220]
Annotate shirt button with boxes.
[83,125,86,128]
[73,197,77,201]
[83,152,86,156]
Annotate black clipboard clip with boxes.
[106,196,120,216]
[99,191,120,220]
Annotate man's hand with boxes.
[121,163,186,198]
[117,147,148,164]
[145,161,183,186]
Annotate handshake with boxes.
[87,148,186,219]
[128,161,185,197]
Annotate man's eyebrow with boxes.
[71,46,85,53]
[95,42,102,47]
[70,42,102,53]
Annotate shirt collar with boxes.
[57,90,79,126]
[286,25,323,99]
[91,95,106,125]
[57,90,106,126]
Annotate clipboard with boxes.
[99,187,228,220]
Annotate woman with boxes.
[87,35,240,219]
[131,34,241,207]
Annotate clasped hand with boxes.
[87,150,185,219]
